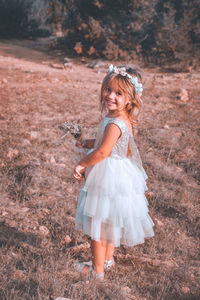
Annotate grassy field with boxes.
[0,39,199,300]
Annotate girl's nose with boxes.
[108,91,115,99]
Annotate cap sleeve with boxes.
[107,118,128,136]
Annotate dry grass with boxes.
[0,40,199,300]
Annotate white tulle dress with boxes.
[75,117,154,247]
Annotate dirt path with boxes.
[0,39,199,300]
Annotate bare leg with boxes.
[105,243,115,261]
[92,240,106,273]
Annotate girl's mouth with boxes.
[106,99,116,106]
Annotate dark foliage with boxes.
[60,0,200,64]
[0,0,199,63]
[0,0,50,38]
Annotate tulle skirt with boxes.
[75,156,154,247]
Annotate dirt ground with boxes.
[0,38,199,300]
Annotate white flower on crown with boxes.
[108,64,143,94]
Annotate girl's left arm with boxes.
[73,124,121,180]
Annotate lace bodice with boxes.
[94,117,131,159]
[94,117,143,170]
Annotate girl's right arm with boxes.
[73,124,121,180]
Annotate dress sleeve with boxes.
[107,118,127,136]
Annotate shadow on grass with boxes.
[0,221,41,248]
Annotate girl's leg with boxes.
[105,243,114,261]
[92,240,115,272]
[91,240,106,273]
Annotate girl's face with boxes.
[102,80,129,114]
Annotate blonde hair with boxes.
[100,66,143,128]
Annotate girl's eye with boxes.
[105,87,111,92]
[116,91,121,95]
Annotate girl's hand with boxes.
[73,164,86,181]
[75,140,86,148]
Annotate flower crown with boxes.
[108,64,143,94]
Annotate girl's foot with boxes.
[104,259,115,269]
[74,261,104,280]
[91,270,104,280]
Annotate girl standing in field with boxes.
[73,64,154,279]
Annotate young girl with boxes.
[73,64,154,279]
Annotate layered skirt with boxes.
[75,156,154,247]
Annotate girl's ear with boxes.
[125,95,131,106]
[126,101,132,111]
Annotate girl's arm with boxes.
[73,124,121,180]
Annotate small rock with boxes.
[29,131,39,140]
[65,235,72,243]
[63,62,73,68]
[21,207,29,213]
[154,218,164,226]
[175,166,182,172]
[7,148,19,159]
[25,70,34,73]
[2,78,8,84]
[2,211,8,216]
[67,216,75,222]
[15,270,26,279]
[22,138,31,146]
[11,252,19,258]
[88,60,104,69]
[164,124,170,130]
[50,156,56,164]
[64,235,72,244]
[39,225,50,236]
[121,286,131,294]
[178,89,189,102]
[63,57,71,63]
[181,287,190,294]
[42,61,51,65]
[146,191,154,199]
[163,260,178,267]
[42,208,50,215]
[51,63,64,70]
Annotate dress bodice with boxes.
[94,117,131,159]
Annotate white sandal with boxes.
[74,261,104,280]
[104,259,115,269]
[91,270,104,280]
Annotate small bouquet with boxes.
[59,121,82,140]
[59,121,86,156]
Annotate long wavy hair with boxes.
[100,66,143,128]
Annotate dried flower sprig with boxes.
[59,121,82,140]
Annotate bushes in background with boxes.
[0,0,51,38]
[60,0,200,64]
